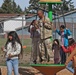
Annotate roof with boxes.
[0,14,25,22]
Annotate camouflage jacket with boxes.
[38,16,52,39]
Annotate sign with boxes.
[40,0,61,2]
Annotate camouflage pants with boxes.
[39,38,52,62]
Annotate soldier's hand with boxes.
[54,28,56,31]
[43,20,46,24]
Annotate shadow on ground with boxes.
[0,67,42,75]
[19,68,34,75]
[19,68,42,75]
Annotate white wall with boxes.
[4,15,26,31]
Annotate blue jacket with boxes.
[56,29,72,47]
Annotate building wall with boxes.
[4,15,26,31]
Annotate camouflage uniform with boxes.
[38,16,53,62]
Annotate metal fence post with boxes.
[22,16,24,45]
[72,17,74,39]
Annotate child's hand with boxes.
[61,45,64,47]
[65,61,68,66]
[54,28,56,31]
[1,47,4,51]
[42,20,46,24]
[8,54,12,58]
[52,50,54,53]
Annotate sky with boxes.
[0,0,76,10]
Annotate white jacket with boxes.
[4,42,21,59]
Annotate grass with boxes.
[0,38,7,48]
[22,38,32,54]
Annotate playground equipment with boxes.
[31,0,66,75]
[39,0,62,21]
[31,64,65,75]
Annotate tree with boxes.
[1,0,12,13]
[16,5,22,13]
[0,0,23,14]
[24,7,29,14]
[55,0,74,15]
[28,0,75,14]
[28,0,47,14]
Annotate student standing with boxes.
[1,31,23,75]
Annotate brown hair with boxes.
[68,38,75,46]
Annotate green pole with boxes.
[48,4,53,41]
[48,4,52,21]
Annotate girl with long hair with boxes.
[52,39,61,64]
[28,20,41,64]
[1,31,23,75]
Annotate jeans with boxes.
[66,61,74,73]
[6,58,19,75]
[60,47,66,64]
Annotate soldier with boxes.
[37,10,53,62]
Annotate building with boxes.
[0,14,26,38]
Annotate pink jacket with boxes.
[62,44,76,60]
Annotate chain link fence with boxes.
[53,17,76,41]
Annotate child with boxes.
[62,38,76,74]
[52,39,61,64]
[28,20,41,64]
[1,31,23,75]
[55,25,72,64]
[28,20,40,38]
